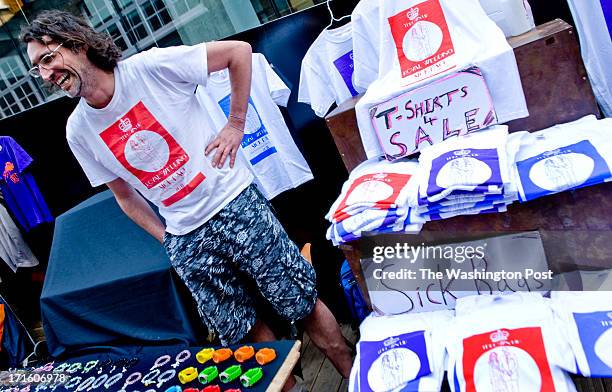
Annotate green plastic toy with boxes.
[198,365,219,384]
[240,367,264,387]
[219,364,242,383]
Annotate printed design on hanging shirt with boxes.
[516,140,611,201]
[359,330,431,392]
[2,162,20,184]
[462,327,555,392]
[99,101,205,207]
[573,311,612,375]
[333,50,359,97]
[218,96,277,165]
[387,0,456,81]
[428,148,502,197]
[334,172,412,217]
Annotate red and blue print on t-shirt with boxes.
[99,101,206,207]
[218,95,277,165]
[515,140,611,202]
[387,0,456,80]
[426,148,502,198]
[462,327,555,392]
[333,50,359,97]
[359,330,431,392]
[573,311,612,377]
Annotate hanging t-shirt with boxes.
[351,310,453,392]
[0,137,53,231]
[567,0,612,117]
[299,22,369,117]
[551,291,612,378]
[447,293,577,392]
[353,0,528,159]
[203,53,313,200]
[352,0,382,90]
[513,115,612,202]
[0,204,39,272]
[66,44,254,235]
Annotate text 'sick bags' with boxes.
[552,291,612,378]
[447,292,578,392]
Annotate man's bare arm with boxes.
[107,178,165,243]
[204,40,252,169]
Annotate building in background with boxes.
[0,0,324,119]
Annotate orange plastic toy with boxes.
[234,346,255,363]
[212,348,233,364]
[255,348,276,365]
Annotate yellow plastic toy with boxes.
[178,366,198,384]
[196,348,215,364]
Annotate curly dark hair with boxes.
[21,10,122,71]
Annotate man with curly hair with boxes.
[22,10,352,384]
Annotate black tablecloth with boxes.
[16,341,296,392]
[41,190,203,357]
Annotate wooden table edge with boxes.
[265,340,302,392]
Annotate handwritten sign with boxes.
[361,231,551,315]
[370,67,498,160]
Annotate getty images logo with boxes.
[407,7,419,20]
[489,329,510,343]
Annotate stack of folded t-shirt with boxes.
[512,115,612,202]
[349,310,453,392]
[413,126,522,221]
[447,292,578,392]
[326,157,424,245]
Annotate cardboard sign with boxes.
[361,231,550,315]
[370,67,498,160]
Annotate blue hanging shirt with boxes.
[0,137,53,231]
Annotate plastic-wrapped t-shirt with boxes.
[349,310,453,392]
[512,115,612,202]
[327,157,421,221]
[417,126,512,203]
[551,291,612,378]
[353,0,528,159]
[447,293,577,392]
[325,157,423,245]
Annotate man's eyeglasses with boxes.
[28,42,64,78]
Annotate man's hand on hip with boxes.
[205,122,244,168]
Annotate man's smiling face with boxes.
[26,37,88,98]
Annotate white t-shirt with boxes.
[353,0,529,159]
[298,22,368,117]
[351,0,382,90]
[350,310,453,392]
[551,291,612,378]
[203,53,313,200]
[512,115,612,202]
[567,0,612,117]
[448,293,577,392]
[66,43,253,235]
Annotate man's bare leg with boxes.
[303,299,353,378]
[246,319,297,391]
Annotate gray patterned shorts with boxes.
[163,185,318,345]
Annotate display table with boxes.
[41,191,204,357]
[4,341,300,392]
